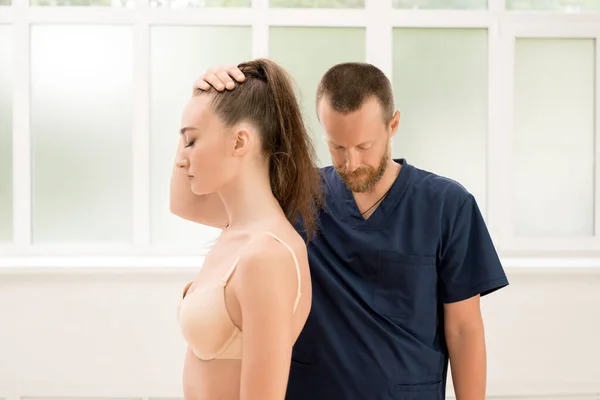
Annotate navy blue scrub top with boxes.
[287,159,509,400]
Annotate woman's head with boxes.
[177,58,323,237]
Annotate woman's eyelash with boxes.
[185,140,195,148]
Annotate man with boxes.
[184,61,509,400]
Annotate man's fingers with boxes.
[192,65,246,95]
[215,70,235,90]
[204,71,230,92]
[226,65,246,83]
[193,77,210,93]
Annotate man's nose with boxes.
[346,151,360,172]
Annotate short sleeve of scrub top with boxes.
[438,193,508,304]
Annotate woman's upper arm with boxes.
[235,240,299,400]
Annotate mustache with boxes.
[341,168,372,177]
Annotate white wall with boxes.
[1,264,599,400]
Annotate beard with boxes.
[335,145,390,193]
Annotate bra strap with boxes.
[220,232,302,313]
[221,256,240,286]
[262,232,302,312]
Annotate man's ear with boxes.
[389,110,401,138]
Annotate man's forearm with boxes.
[446,327,487,400]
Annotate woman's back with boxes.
[179,222,312,400]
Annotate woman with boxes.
[170,58,322,400]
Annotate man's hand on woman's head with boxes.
[192,64,246,94]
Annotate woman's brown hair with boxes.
[195,58,323,239]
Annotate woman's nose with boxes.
[176,157,189,169]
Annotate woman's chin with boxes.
[190,183,213,196]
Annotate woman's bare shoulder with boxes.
[228,230,302,313]
[233,227,304,285]
[247,228,306,267]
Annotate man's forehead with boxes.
[319,96,384,117]
[324,127,379,146]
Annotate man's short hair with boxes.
[316,62,395,124]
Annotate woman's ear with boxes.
[232,127,252,156]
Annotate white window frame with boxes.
[0,0,599,270]
[497,19,600,257]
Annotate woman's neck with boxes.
[218,166,285,230]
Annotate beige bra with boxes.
[177,231,302,360]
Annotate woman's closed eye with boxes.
[185,140,195,148]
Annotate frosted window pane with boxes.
[31,0,134,6]
[392,28,488,215]
[31,25,133,243]
[150,26,251,244]
[269,27,366,167]
[507,0,600,12]
[393,0,486,9]
[270,0,364,8]
[513,38,595,237]
[0,26,12,243]
[150,0,251,8]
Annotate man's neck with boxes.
[352,160,401,216]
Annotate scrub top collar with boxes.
[334,158,413,231]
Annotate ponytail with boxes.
[258,59,322,239]
[205,58,323,239]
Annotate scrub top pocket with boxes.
[386,381,443,400]
[373,251,437,321]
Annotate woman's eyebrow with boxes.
[180,127,198,135]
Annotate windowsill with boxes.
[1,255,600,275]
[0,255,206,275]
